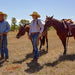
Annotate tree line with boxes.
[10,17,30,31]
[5,15,54,31]
[5,15,30,31]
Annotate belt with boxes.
[31,32,39,35]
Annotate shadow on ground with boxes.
[25,60,43,74]
[13,49,48,64]
[25,54,75,74]
[44,54,75,67]
[0,60,5,67]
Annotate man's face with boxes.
[32,15,37,20]
[0,14,4,22]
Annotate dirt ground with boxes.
[0,30,75,75]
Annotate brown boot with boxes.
[5,58,9,62]
[32,59,38,63]
[0,57,4,60]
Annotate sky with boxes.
[0,0,75,24]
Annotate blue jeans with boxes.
[31,33,39,60]
[0,35,9,59]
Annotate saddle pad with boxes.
[71,25,75,28]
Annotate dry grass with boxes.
[0,30,75,75]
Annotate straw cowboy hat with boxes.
[0,12,7,16]
[30,12,40,18]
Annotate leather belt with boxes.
[31,32,39,35]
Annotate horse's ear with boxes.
[46,16,48,18]
[51,15,54,19]
[20,24,22,27]
[24,24,26,27]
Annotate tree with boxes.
[19,19,30,25]
[4,14,8,20]
[11,17,17,31]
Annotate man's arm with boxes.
[38,20,44,34]
[4,22,10,34]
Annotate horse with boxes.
[44,16,75,55]
[16,24,48,52]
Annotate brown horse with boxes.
[16,24,48,52]
[44,16,75,55]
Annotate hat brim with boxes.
[30,14,40,18]
[0,13,7,17]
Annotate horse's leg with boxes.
[45,33,48,52]
[61,38,67,55]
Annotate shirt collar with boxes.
[0,20,4,23]
[33,19,38,22]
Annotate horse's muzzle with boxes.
[16,35,20,39]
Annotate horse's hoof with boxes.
[63,53,66,55]
[39,48,41,51]
[47,51,48,53]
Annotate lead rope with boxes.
[0,34,3,48]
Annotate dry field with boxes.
[0,30,75,75]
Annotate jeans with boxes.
[0,35,9,59]
[31,33,39,60]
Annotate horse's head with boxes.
[16,25,26,39]
[44,16,54,31]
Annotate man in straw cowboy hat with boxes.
[0,12,10,62]
[29,11,44,62]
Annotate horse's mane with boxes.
[50,18,65,33]
[52,18,62,24]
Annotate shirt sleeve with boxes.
[5,22,10,33]
[29,25,31,35]
[38,20,44,34]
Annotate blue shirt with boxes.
[0,20,10,34]
[29,19,44,35]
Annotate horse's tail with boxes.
[42,36,45,45]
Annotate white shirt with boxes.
[29,19,44,35]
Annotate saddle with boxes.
[62,20,75,29]
[70,24,75,29]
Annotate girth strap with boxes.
[62,21,67,29]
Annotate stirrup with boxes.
[68,32,72,36]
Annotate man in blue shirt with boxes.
[0,12,10,62]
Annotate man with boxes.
[0,12,10,62]
[29,12,44,62]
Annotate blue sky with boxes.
[0,0,75,24]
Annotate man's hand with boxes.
[28,35,31,40]
[38,33,42,38]
[3,32,7,35]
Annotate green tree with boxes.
[10,25,14,31]
[19,19,30,25]
[4,14,8,20]
[11,17,17,31]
